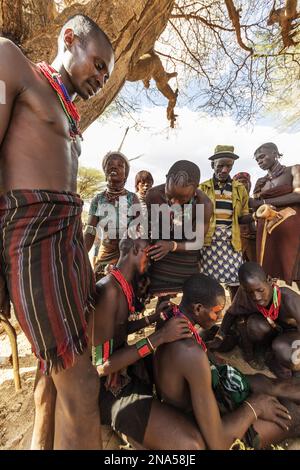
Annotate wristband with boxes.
[146,336,156,352]
[136,338,152,358]
[244,400,258,420]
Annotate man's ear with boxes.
[193,303,203,315]
[64,28,76,49]
[211,162,215,170]
[133,242,139,256]
[267,275,273,284]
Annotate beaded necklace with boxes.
[37,62,82,141]
[256,285,281,322]
[161,305,207,352]
[110,267,135,314]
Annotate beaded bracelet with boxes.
[136,338,152,358]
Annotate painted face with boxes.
[65,33,114,100]
[165,180,195,206]
[194,295,226,330]
[254,147,277,171]
[137,180,153,196]
[136,241,150,274]
[241,277,273,307]
[214,158,235,182]
[105,156,126,184]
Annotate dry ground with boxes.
[1,287,300,450]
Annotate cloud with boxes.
[80,106,300,194]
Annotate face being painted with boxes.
[135,240,150,274]
[192,294,226,330]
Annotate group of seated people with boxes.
[79,144,300,450]
[93,239,300,450]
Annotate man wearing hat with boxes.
[199,145,250,300]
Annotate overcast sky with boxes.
[80,105,300,195]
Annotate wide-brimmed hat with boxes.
[209,145,239,161]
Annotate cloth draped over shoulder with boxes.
[254,182,300,283]
[0,189,95,374]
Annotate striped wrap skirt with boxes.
[0,190,95,374]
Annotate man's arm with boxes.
[181,345,290,449]
[94,284,192,376]
[0,39,24,147]
[181,346,257,449]
[0,40,24,317]
[238,185,251,224]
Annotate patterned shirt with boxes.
[213,177,233,227]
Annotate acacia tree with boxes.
[1,0,300,128]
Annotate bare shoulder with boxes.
[281,286,300,315]
[196,188,212,206]
[146,184,165,204]
[0,39,29,91]
[170,338,208,368]
[0,39,27,68]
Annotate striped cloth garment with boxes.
[0,189,96,374]
[214,177,233,227]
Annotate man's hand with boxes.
[147,241,174,261]
[160,316,192,344]
[0,272,10,319]
[249,198,264,210]
[249,394,292,431]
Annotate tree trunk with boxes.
[0,0,175,131]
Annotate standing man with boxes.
[251,142,300,286]
[0,14,114,449]
[200,145,250,300]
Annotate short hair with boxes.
[102,151,130,179]
[182,274,225,307]
[254,142,283,158]
[58,14,111,52]
[238,262,268,284]
[119,237,148,256]
[166,160,201,187]
[135,171,154,191]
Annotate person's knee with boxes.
[272,338,292,365]
[247,315,271,343]
[183,428,206,450]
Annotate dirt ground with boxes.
[1,288,300,451]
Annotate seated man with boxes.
[154,273,300,449]
[211,262,300,379]
[93,237,205,450]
